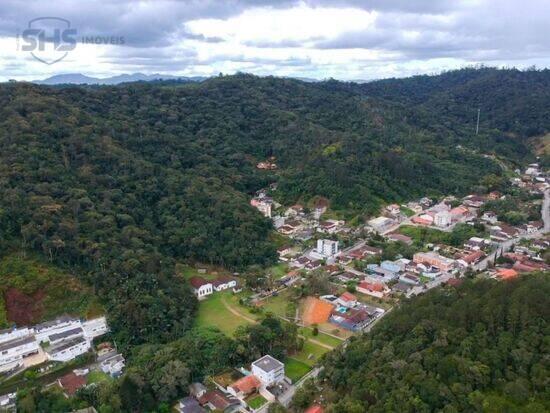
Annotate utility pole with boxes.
[475,108,480,135]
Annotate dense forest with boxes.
[0,68,549,411]
[318,275,550,413]
[1,68,549,345]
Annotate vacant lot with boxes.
[285,358,311,383]
[195,291,255,336]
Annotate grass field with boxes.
[87,370,111,384]
[261,289,296,318]
[355,293,394,310]
[267,263,289,279]
[292,340,330,366]
[247,394,268,409]
[194,292,254,336]
[285,358,311,382]
[299,327,343,347]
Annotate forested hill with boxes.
[320,274,550,413]
[0,68,548,347]
[354,67,550,142]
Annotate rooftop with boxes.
[48,336,87,354]
[252,355,284,373]
[0,334,36,352]
[49,327,84,342]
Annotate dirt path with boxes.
[220,296,257,323]
[305,337,334,350]
[221,297,336,349]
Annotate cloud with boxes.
[0,0,549,81]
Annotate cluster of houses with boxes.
[177,355,288,413]
[490,238,549,280]
[318,293,385,332]
[0,316,109,375]
[511,163,549,193]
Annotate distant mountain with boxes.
[33,72,207,85]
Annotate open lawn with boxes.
[318,322,354,339]
[261,289,296,318]
[87,370,111,384]
[195,292,254,336]
[285,358,311,383]
[268,263,289,279]
[299,327,343,348]
[292,340,330,366]
[247,394,268,409]
[355,294,394,311]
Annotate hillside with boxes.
[0,251,102,328]
[319,274,550,413]
[0,68,548,348]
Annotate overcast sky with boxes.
[1,0,549,81]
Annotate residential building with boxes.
[227,375,262,399]
[189,276,213,299]
[47,336,90,362]
[434,211,451,227]
[251,355,285,386]
[399,273,420,285]
[386,204,400,215]
[82,317,109,339]
[100,354,125,377]
[368,216,394,233]
[212,276,237,292]
[0,335,39,369]
[48,327,84,345]
[412,214,434,226]
[481,211,498,224]
[58,371,88,396]
[413,252,455,272]
[189,383,208,399]
[316,239,339,257]
[0,327,32,345]
[250,197,272,218]
[176,397,206,413]
[357,281,388,298]
[198,390,240,412]
[464,236,489,250]
[387,233,413,245]
[463,195,485,208]
[330,307,372,332]
[337,292,358,307]
[34,316,81,343]
[0,392,16,412]
[457,250,485,267]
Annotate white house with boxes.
[0,335,40,369]
[368,216,394,233]
[316,239,339,257]
[33,316,81,343]
[47,337,90,362]
[251,355,285,386]
[48,327,85,345]
[0,327,32,344]
[100,354,125,377]
[212,276,237,292]
[82,317,109,339]
[434,211,451,227]
[189,276,213,299]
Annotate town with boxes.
[167,161,549,413]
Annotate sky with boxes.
[1,0,549,82]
